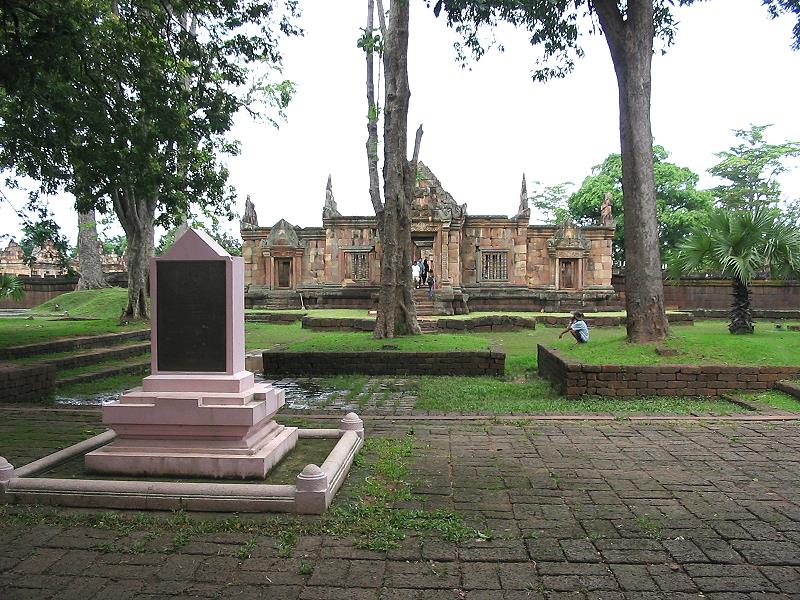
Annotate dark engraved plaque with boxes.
[157,260,227,372]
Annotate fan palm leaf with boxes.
[0,274,25,302]
[666,207,800,334]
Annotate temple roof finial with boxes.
[323,174,341,218]
[241,194,259,229]
[515,173,531,219]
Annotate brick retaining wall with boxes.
[537,344,800,398]
[0,362,56,403]
[263,348,505,377]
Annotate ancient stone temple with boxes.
[241,164,617,314]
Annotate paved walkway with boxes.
[1,410,800,599]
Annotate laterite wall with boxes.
[538,344,800,398]
[0,363,55,403]
[263,348,505,377]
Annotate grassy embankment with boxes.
[1,288,144,348]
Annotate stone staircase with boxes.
[260,291,302,310]
[412,288,435,317]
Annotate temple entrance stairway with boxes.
[412,287,435,317]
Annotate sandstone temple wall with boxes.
[241,163,617,312]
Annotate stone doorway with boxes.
[276,258,292,289]
[560,259,579,289]
[412,235,434,266]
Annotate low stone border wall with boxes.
[0,329,150,360]
[537,312,693,328]
[263,347,505,377]
[1,414,365,514]
[691,309,800,320]
[0,363,55,403]
[437,315,536,331]
[538,344,800,398]
[245,312,305,324]
[300,313,693,333]
[301,316,376,332]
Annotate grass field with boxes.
[244,319,800,372]
[417,377,745,415]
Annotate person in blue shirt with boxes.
[559,311,589,343]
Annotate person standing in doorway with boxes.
[411,261,420,288]
[421,258,429,286]
[427,269,435,299]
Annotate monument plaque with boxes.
[86,228,298,479]
[156,260,226,372]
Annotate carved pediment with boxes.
[263,219,300,248]
[413,162,465,224]
[547,220,591,257]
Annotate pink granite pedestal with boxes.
[84,372,297,479]
[85,228,297,479]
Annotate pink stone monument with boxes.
[85,228,297,478]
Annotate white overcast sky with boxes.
[2,0,799,245]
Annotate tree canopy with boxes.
[0,0,299,318]
[569,145,713,263]
[709,124,800,212]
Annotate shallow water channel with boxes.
[54,377,340,411]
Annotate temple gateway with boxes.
[241,163,616,314]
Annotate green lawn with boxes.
[247,322,489,353]
[245,319,800,374]
[417,376,745,415]
[552,320,800,366]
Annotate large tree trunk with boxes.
[365,0,383,214]
[729,277,754,334]
[373,0,420,338]
[594,0,669,343]
[76,208,108,290]
[112,188,155,321]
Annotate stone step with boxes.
[56,358,150,388]
[775,380,800,401]
[43,342,151,371]
[0,329,150,360]
[417,320,438,333]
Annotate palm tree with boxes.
[667,208,800,334]
[0,274,25,302]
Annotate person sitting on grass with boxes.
[559,311,589,343]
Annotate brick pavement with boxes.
[2,412,800,599]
